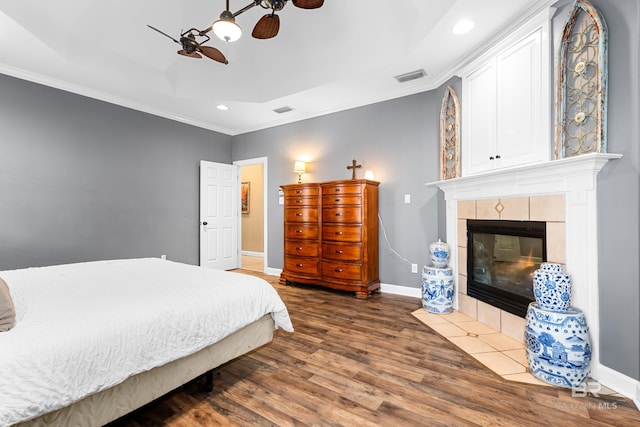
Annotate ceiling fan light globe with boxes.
[212,18,242,42]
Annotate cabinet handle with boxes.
[335,213,342,216]
[295,213,303,216]
[296,229,303,233]
[335,250,343,254]
[495,155,501,159]
[295,190,302,194]
[335,231,343,235]
[334,268,343,273]
[296,263,303,267]
[335,198,341,202]
[489,156,495,160]
[296,247,303,251]
[334,188,341,192]
[295,199,303,203]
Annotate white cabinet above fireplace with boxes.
[460,9,552,176]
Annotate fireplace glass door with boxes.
[467,220,546,317]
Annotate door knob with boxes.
[202,221,208,226]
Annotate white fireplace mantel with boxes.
[426,152,622,381]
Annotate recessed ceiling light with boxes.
[453,20,474,35]
[216,104,229,111]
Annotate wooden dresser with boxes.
[280,179,379,298]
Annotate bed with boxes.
[0,258,294,427]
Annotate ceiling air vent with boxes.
[394,69,426,83]
[273,106,294,114]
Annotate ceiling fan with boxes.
[148,0,324,65]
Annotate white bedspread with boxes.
[0,258,293,426]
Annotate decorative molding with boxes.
[440,86,461,180]
[555,0,608,158]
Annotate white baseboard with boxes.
[380,283,421,299]
[598,364,640,410]
[265,267,282,277]
[241,251,264,258]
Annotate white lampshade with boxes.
[212,17,242,42]
[364,170,375,180]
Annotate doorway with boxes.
[234,157,268,273]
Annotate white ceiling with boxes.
[0,0,552,136]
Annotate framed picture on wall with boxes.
[241,182,250,214]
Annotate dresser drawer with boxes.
[322,184,362,195]
[285,207,319,223]
[285,257,320,276]
[322,261,362,281]
[285,224,319,240]
[322,194,362,206]
[322,207,361,223]
[322,243,361,261]
[285,196,319,207]
[283,186,319,197]
[285,241,319,257]
[322,225,361,242]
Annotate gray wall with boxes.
[584,0,640,382]
[232,84,456,288]
[0,73,232,269]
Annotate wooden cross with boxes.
[346,159,361,180]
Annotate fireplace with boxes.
[467,219,546,318]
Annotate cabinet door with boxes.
[496,29,543,168]
[463,61,496,175]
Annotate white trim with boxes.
[598,364,640,410]
[234,157,269,275]
[241,251,264,258]
[265,267,282,277]
[380,283,421,299]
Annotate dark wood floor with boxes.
[110,270,640,426]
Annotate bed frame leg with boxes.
[203,370,214,392]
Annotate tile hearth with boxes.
[412,308,621,398]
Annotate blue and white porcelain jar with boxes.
[429,239,450,268]
[421,266,454,314]
[533,263,572,312]
[525,303,591,388]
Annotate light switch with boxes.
[404,194,411,204]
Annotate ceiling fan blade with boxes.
[198,46,229,64]
[177,49,202,59]
[147,25,180,44]
[252,14,280,39]
[292,0,324,9]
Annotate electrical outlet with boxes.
[404,194,411,204]
[161,254,166,260]
[411,263,418,273]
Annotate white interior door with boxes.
[200,161,239,270]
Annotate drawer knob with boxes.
[334,188,341,192]
[296,263,303,267]
[335,213,342,216]
[335,198,341,202]
[296,247,303,251]
[335,250,343,254]
[334,268,343,273]
[296,199,303,203]
[296,213,303,216]
[335,231,343,235]
[295,190,302,194]
[296,229,303,233]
